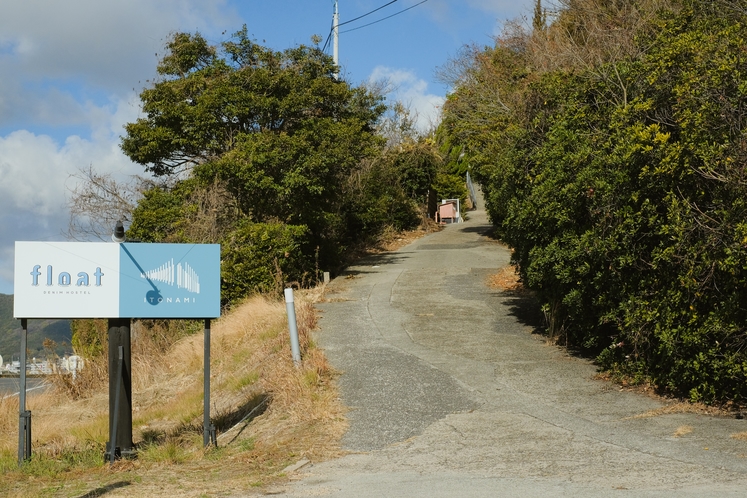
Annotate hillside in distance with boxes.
[0,294,72,361]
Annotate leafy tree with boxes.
[70,319,108,359]
[432,172,469,213]
[343,157,419,237]
[532,0,546,32]
[121,27,388,293]
[343,138,446,233]
[126,184,187,242]
[120,26,457,306]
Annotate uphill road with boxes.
[274,202,747,497]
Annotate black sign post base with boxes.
[106,318,134,462]
[17,318,31,465]
[203,319,217,448]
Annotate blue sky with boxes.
[0,0,534,295]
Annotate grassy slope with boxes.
[0,227,430,495]
[0,294,72,360]
[0,289,344,497]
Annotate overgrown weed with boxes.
[0,290,345,496]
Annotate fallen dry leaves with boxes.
[487,264,524,292]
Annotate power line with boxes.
[324,0,433,54]
[323,0,400,53]
[337,0,399,28]
[340,0,428,34]
[322,16,335,53]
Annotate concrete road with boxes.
[276,204,747,497]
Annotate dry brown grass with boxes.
[376,221,440,252]
[0,288,346,497]
[625,402,727,420]
[673,425,693,438]
[487,264,524,292]
[0,392,18,435]
[50,355,109,400]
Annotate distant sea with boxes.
[0,377,48,396]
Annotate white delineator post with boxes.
[284,288,302,366]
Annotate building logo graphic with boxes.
[140,259,201,294]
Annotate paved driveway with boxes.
[277,205,747,497]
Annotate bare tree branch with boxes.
[64,166,153,241]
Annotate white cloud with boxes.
[369,66,445,133]
[0,0,233,89]
[0,97,141,216]
[0,95,144,294]
[0,131,71,216]
[0,0,236,134]
[0,0,238,294]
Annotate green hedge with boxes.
[220,221,310,303]
[443,3,747,403]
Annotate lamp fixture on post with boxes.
[112,221,125,243]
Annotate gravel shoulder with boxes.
[274,204,747,497]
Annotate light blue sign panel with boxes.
[118,244,221,318]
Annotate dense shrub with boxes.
[440,0,747,402]
[220,221,310,303]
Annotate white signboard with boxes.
[14,242,220,319]
[14,242,119,318]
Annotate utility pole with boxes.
[333,0,339,80]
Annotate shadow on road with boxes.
[500,291,546,336]
[458,225,494,235]
[499,289,607,361]
[341,252,411,270]
[76,481,131,498]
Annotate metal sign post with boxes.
[17,318,31,465]
[106,320,133,461]
[203,319,216,447]
[284,288,302,366]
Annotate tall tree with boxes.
[121,26,409,300]
[121,27,387,278]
